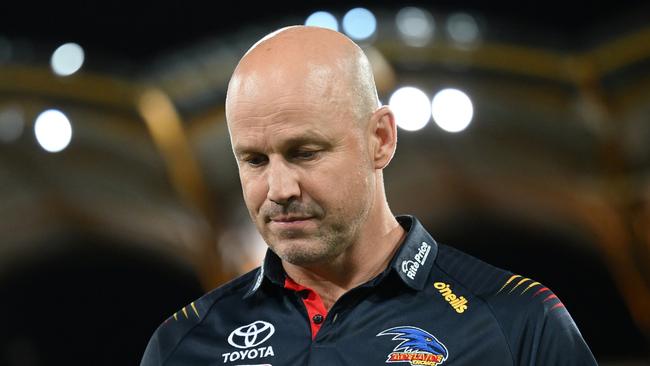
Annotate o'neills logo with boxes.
[434,282,468,313]
[401,242,431,280]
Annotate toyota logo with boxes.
[227,321,275,349]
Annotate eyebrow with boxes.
[234,130,333,157]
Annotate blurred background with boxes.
[1,0,649,364]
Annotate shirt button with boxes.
[312,314,324,324]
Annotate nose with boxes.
[266,159,300,205]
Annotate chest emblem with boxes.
[222,320,276,363]
[377,326,448,366]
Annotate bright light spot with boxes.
[446,13,479,45]
[34,109,73,152]
[51,42,85,76]
[305,11,339,31]
[431,88,473,133]
[342,7,377,41]
[389,87,431,131]
[0,106,24,143]
[396,7,435,47]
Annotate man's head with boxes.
[225,26,397,266]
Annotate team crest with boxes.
[377,326,448,366]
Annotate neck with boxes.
[282,200,405,310]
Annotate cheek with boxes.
[307,158,371,206]
[240,173,266,212]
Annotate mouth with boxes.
[268,215,315,230]
[270,215,313,223]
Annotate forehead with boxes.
[229,90,326,127]
[227,96,341,151]
[227,74,358,139]
[225,51,361,151]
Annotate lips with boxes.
[268,216,316,232]
[270,215,313,223]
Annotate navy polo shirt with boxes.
[141,215,597,365]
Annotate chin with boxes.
[272,239,340,266]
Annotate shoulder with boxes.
[434,243,566,325]
[140,268,259,366]
[434,244,596,365]
[166,268,258,328]
[434,243,514,297]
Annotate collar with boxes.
[390,215,439,290]
[243,215,438,298]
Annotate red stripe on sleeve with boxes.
[533,287,550,297]
[543,294,558,302]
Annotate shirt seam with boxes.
[161,282,250,365]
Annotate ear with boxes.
[369,106,398,170]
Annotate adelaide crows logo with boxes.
[377,326,448,366]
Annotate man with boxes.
[141,26,597,365]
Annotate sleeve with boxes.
[139,316,190,366]
[521,302,598,365]
[491,277,597,365]
[138,293,222,365]
[140,331,163,366]
[139,318,193,366]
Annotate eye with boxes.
[292,149,319,160]
[425,337,432,342]
[243,154,268,167]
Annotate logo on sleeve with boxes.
[401,242,431,280]
[377,326,448,365]
[434,282,468,313]
[222,321,275,363]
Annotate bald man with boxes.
[141,26,596,366]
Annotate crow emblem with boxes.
[377,326,448,365]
